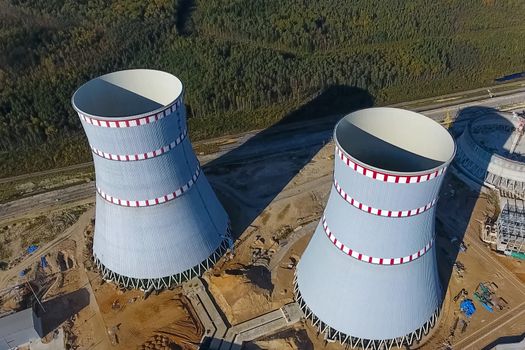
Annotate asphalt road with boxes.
[0,183,95,223]
[1,88,524,225]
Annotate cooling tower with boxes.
[72,69,231,290]
[295,107,455,349]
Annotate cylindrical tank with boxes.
[295,107,455,348]
[72,69,231,290]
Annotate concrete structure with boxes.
[295,108,455,349]
[0,308,42,350]
[72,69,231,290]
[455,110,525,199]
[496,198,525,255]
[183,278,301,350]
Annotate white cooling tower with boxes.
[295,107,455,349]
[72,69,231,290]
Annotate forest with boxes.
[1,0,525,176]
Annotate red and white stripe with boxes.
[79,99,182,128]
[91,129,188,161]
[322,216,433,265]
[335,145,447,184]
[333,179,436,217]
[97,167,200,207]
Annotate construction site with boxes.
[0,74,524,350]
[454,108,525,259]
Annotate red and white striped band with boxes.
[335,145,447,184]
[97,167,200,207]
[322,216,433,265]
[91,129,188,161]
[79,99,182,128]
[333,179,437,217]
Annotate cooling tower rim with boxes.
[72,69,183,120]
[334,107,456,176]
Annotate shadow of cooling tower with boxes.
[202,85,374,239]
[436,106,514,295]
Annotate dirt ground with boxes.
[89,276,202,350]
[205,142,332,325]
[0,205,90,270]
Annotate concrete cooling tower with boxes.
[72,69,231,290]
[295,107,456,349]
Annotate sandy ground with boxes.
[89,277,202,350]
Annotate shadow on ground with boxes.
[481,332,525,350]
[37,288,90,336]
[200,327,313,350]
[436,106,513,297]
[204,85,374,239]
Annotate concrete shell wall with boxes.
[454,115,525,197]
[296,108,454,342]
[73,70,229,283]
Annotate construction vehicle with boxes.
[453,288,468,302]
[473,282,495,312]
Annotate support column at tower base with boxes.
[94,227,232,291]
[293,275,441,350]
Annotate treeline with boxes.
[0,0,525,176]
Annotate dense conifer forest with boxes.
[1,0,525,176]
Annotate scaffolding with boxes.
[496,198,525,255]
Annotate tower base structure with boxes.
[73,69,233,291]
[293,275,441,350]
[95,235,232,290]
[293,108,454,349]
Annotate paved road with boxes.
[2,82,524,186]
[420,91,525,121]
[0,182,95,223]
[1,89,524,225]
[391,79,525,110]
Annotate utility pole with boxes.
[26,280,45,312]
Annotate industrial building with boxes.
[0,308,42,350]
[454,110,525,199]
[72,69,231,290]
[295,108,455,349]
[495,198,525,257]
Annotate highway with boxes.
[1,88,524,225]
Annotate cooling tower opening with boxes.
[335,107,455,173]
[72,69,183,118]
